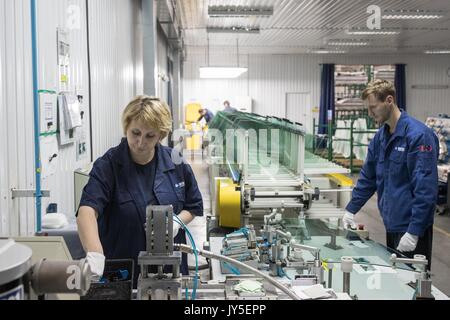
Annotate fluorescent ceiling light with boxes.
[328,41,368,46]
[207,26,260,34]
[382,10,444,19]
[208,5,273,17]
[346,30,400,35]
[310,50,347,54]
[199,67,248,79]
[425,50,450,54]
[383,14,443,19]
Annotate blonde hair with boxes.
[362,79,396,103]
[122,96,172,139]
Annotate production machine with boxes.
[206,111,355,232]
[0,238,92,300]
[133,112,447,300]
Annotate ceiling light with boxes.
[425,50,450,54]
[199,39,247,79]
[382,10,444,19]
[328,41,368,46]
[383,14,442,19]
[207,26,260,34]
[346,30,400,35]
[310,50,347,54]
[199,67,248,79]
[208,5,273,17]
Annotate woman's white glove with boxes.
[342,211,357,230]
[173,222,181,238]
[396,233,419,252]
[86,252,105,279]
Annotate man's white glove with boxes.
[396,233,419,252]
[173,221,181,238]
[86,252,105,279]
[342,211,357,230]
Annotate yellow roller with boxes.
[216,178,241,228]
[326,173,353,187]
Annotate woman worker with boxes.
[76,96,203,285]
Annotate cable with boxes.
[173,216,198,300]
[175,243,301,300]
[279,267,292,280]
[173,215,199,300]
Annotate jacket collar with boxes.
[381,109,408,145]
[115,138,175,172]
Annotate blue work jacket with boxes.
[78,138,203,275]
[204,109,215,124]
[346,111,438,236]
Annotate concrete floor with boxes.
[187,160,450,296]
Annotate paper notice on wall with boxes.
[40,135,59,180]
[39,92,57,133]
[63,94,82,129]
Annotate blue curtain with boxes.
[319,64,335,134]
[395,64,406,111]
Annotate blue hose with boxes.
[173,215,199,300]
[30,0,42,233]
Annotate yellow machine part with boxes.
[185,103,202,150]
[186,135,201,150]
[185,103,202,123]
[216,178,241,228]
[326,173,354,187]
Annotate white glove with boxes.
[342,211,357,230]
[173,221,181,238]
[396,233,418,252]
[86,252,105,279]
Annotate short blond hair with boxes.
[122,96,172,139]
[362,79,396,103]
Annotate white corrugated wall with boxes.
[183,51,250,114]
[183,51,450,123]
[0,0,35,236]
[0,0,144,236]
[35,0,92,228]
[88,0,143,159]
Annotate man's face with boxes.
[126,119,161,158]
[365,94,393,124]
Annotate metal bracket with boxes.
[11,189,50,199]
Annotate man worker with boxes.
[342,79,438,269]
[198,108,215,125]
[223,100,237,113]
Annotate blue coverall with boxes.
[199,109,215,124]
[346,111,438,255]
[78,138,203,285]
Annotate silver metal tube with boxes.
[246,181,302,187]
[249,201,303,209]
[275,229,292,240]
[343,272,350,295]
[328,269,333,288]
[253,191,303,197]
[289,241,320,254]
[158,265,164,276]
[390,254,428,267]
[175,244,301,300]
[244,131,249,183]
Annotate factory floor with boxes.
[187,160,450,296]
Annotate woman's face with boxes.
[126,119,161,161]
